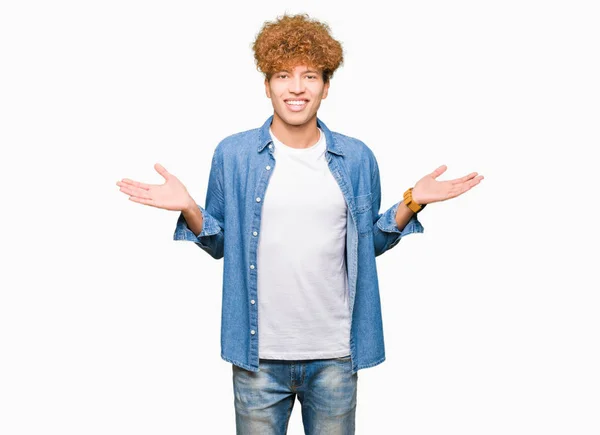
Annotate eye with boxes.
[306,75,317,79]
[277,74,288,79]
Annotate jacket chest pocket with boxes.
[353,193,373,237]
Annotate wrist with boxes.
[403,187,426,214]
[412,193,422,206]
[183,198,197,213]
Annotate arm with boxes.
[394,200,417,232]
[181,202,204,236]
[370,154,424,257]
[372,161,484,256]
[173,147,225,259]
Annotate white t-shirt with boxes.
[257,127,351,359]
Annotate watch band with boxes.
[403,188,426,214]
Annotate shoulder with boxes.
[212,127,262,160]
[330,130,378,166]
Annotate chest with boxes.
[262,151,347,221]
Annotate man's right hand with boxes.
[116,163,196,212]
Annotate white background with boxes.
[1,0,599,434]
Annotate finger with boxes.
[454,175,484,195]
[154,163,170,181]
[466,175,484,187]
[119,184,152,199]
[117,179,151,190]
[450,172,478,185]
[128,196,156,207]
[430,165,447,179]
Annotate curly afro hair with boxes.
[252,13,344,83]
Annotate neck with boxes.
[270,113,320,149]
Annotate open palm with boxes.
[412,165,484,205]
[116,163,194,211]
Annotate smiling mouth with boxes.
[285,100,308,111]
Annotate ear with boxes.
[264,78,271,99]
[322,81,330,99]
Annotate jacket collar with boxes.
[257,115,344,156]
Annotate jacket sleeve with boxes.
[173,146,225,259]
[370,152,424,257]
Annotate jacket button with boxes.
[250,299,255,305]
[250,330,256,335]
[250,264,255,269]
[266,165,271,170]
[253,231,258,236]
[256,197,261,202]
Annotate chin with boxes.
[275,111,315,126]
[286,118,309,126]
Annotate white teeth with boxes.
[286,101,306,105]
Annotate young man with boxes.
[117,13,483,435]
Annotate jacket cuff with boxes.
[376,200,424,237]
[173,205,221,242]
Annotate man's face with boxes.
[264,64,330,128]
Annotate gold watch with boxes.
[403,188,426,214]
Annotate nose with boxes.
[288,76,305,94]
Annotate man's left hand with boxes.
[411,165,484,205]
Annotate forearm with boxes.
[182,202,204,237]
[394,201,415,231]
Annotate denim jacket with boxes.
[173,115,424,374]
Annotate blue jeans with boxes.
[232,356,358,434]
